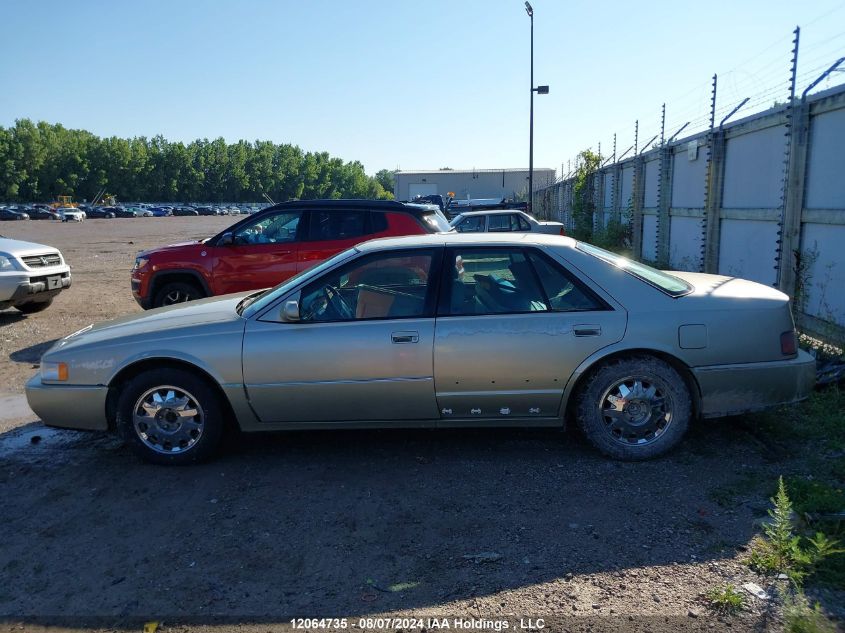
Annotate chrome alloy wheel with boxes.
[599,376,673,446]
[132,385,205,454]
[162,289,193,304]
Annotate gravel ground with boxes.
[0,218,839,632]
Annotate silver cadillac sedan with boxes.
[26,233,815,465]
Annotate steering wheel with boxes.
[323,284,353,320]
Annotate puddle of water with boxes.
[0,423,120,461]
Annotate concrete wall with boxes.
[534,84,845,337]
[394,169,555,201]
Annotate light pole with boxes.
[525,1,548,214]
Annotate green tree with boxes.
[375,169,395,195]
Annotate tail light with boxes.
[559,227,566,236]
[780,330,797,355]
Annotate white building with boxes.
[394,168,555,201]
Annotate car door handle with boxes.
[391,331,419,344]
[573,324,601,337]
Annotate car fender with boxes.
[148,267,212,297]
[105,348,257,430]
[559,341,703,418]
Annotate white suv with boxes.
[0,236,72,313]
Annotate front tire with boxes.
[116,368,225,465]
[153,281,205,308]
[576,355,691,461]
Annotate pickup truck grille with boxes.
[22,253,62,268]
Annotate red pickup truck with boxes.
[131,199,452,309]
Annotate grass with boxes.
[705,584,745,614]
[708,471,769,507]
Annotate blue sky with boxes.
[1,0,843,176]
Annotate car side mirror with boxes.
[219,232,234,246]
[282,299,300,322]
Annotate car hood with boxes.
[138,239,208,258]
[0,237,60,256]
[52,292,252,351]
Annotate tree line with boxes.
[0,119,396,203]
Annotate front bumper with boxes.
[0,271,72,309]
[25,375,110,431]
[693,349,816,418]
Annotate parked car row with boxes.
[0,203,267,221]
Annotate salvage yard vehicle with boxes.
[85,207,117,219]
[130,199,453,309]
[0,208,31,221]
[0,235,72,313]
[57,207,84,222]
[451,209,566,236]
[27,232,815,465]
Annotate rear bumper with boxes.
[25,375,110,431]
[693,350,816,418]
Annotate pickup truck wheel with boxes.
[15,299,53,314]
[576,355,691,461]
[116,368,224,465]
[153,281,205,308]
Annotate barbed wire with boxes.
[573,24,845,174]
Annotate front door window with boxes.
[299,249,435,322]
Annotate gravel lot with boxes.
[0,218,837,632]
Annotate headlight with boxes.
[0,252,21,271]
[133,257,149,270]
[41,361,69,382]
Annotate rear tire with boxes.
[153,281,205,308]
[116,368,225,465]
[15,299,53,314]
[576,355,691,461]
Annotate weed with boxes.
[749,477,845,586]
[783,592,838,633]
[705,584,745,614]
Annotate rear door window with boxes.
[441,248,548,315]
[487,214,519,232]
[308,210,367,241]
[526,251,608,311]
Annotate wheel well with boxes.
[150,272,208,301]
[564,349,702,423]
[105,358,238,432]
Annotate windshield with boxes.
[241,247,359,318]
[576,241,693,297]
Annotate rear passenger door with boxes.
[433,246,626,422]
[297,209,369,272]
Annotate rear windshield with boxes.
[576,242,692,297]
[420,211,453,233]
